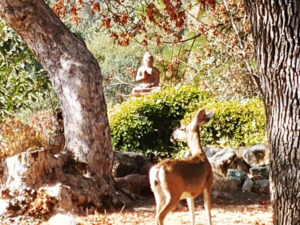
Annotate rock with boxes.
[203,147,220,158]
[115,174,151,197]
[112,151,153,178]
[252,180,269,194]
[48,213,77,225]
[210,148,238,177]
[230,158,250,173]
[249,166,269,179]
[242,144,270,167]
[227,169,247,186]
[242,178,254,192]
[213,178,239,192]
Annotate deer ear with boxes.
[205,110,214,119]
[188,109,206,130]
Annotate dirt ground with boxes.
[79,191,272,225]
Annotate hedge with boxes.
[108,85,267,158]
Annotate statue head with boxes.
[142,52,154,66]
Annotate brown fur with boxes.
[149,109,214,225]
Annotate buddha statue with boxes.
[131,52,160,97]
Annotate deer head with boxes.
[172,109,214,155]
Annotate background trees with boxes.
[0,19,55,119]
[51,0,258,101]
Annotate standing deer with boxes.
[149,109,214,225]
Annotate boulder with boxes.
[112,151,153,178]
[115,174,151,197]
[249,166,269,179]
[226,169,247,186]
[242,177,254,192]
[203,147,220,158]
[213,178,239,192]
[230,158,250,174]
[210,148,238,177]
[242,144,270,167]
[252,180,270,194]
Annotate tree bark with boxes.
[0,0,112,176]
[0,0,127,220]
[244,1,300,224]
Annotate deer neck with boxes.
[187,132,206,156]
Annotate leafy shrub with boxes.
[108,85,211,158]
[109,85,267,158]
[197,98,267,147]
[0,19,55,120]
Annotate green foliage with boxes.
[109,85,267,158]
[198,98,267,147]
[0,19,55,120]
[109,85,210,158]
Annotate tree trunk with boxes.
[0,0,112,175]
[244,1,300,224]
[0,0,128,221]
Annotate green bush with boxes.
[108,85,210,158]
[109,85,267,158]
[197,98,267,147]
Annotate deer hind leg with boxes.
[157,191,180,225]
[153,186,166,220]
[186,197,195,225]
[203,188,212,225]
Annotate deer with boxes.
[149,109,214,225]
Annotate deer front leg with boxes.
[186,197,195,225]
[203,188,212,225]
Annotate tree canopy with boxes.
[51,0,258,99]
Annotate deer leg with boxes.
[203,188,212,225]
[157,192,180,225]
[186,197,195,225]
[153,187,166,224]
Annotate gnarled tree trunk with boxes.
[0,0,127,222]
[0,0,112,175]
[244,1,300,224]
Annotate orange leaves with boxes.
[52,0,67,18]
[110,32,131,46]
[121,14,128,25]
[91,2,101,12]
[90,1,101,15]
[198,0,216,10]
[147,3,158,24]
[101,18,111,28]
[163,0,186,29]
[70,7,78,16]
[141,40,148,46]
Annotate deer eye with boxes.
[180,125,186,131]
